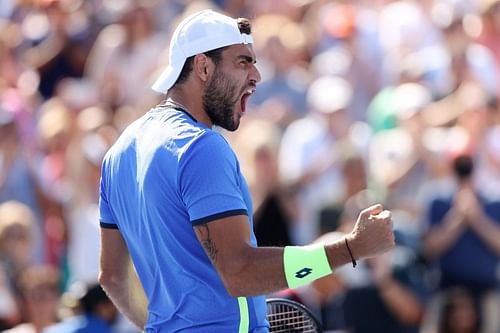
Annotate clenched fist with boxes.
[347,204,395,260]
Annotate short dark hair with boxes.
[173,18,252,87]
[236,17,251,35]
[452,154,474,180]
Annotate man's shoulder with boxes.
[104,108,214,158]
[179,130,237,170]
[190,128,231,148]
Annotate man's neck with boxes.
[166,85,212,127]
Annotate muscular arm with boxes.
[193,205,394,297]
[194,219,287,296]
[98,228,148,328]
[469,211,500,255]
[423,208,467,259]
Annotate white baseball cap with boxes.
[152,9,254,93]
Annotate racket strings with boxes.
[267,310,312,318]
[269,327,317,333]
[268,322,316,330]
[267,316,315,325]
[267,321,316,330]
[267,304,318,332]
[268,318,314,324]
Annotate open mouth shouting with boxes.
[239,87,256,115]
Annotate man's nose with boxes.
[250,63,261,84]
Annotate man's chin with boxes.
[206,104,240,131]
[219,122,239,132]
[216,118,239,132]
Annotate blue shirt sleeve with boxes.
[179,132,248,225]
[98,155,118,229]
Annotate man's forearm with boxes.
[220,247,287,296]
[217,238,355,297]
[99,261,148,328]
[197,204,395,298]
[423,210,466,258]
[470,213,500,255]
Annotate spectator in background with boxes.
[84,3,165,110]
[35,98,72,271]
[476,125,500,193]
[0,110,45,264]
[422,154,500,333]
[368,127,420,223]
[372,83,433,223]
[375,0,439,92]
[0,22,27,91]
[0,200,35,281]
[437,287,481,333]
[334,192,426,333]
[433,2,498,100]
[278,75,355,244]
[0,201,36,330]
[22,0,91,99]
[230,118,292,247]
[477,0,500,97]
[63,106,116,285]
[307,1,383,122]
[318,152,369,235]
[44,283,118,333]
[3,265,60,333]
[0,267,18,330]
[247,13,309,123]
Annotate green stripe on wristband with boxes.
[283,244,332,289]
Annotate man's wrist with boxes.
[345,234,360,260]
[325,235,360,270]
[283,245,332,288]
[344,237,357,268]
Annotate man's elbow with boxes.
[222,279,247,297]
[217,257,252,297]
[98,269,122,291]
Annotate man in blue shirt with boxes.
[423,154,500,294]
[98,9,395,333]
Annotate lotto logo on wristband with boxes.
[295,267,313,279]
[284,245,332,288]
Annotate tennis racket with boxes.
[266,298,322,333]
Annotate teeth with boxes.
[246,89,255,95]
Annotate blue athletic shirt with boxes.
[98,105,269,333]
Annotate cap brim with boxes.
[151,62,183,94]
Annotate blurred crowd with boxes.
[0,0,499,332]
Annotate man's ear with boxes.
[193,54,215,84]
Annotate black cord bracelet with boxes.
[345,238,357,268]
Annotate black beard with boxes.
[202,67,241,131]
